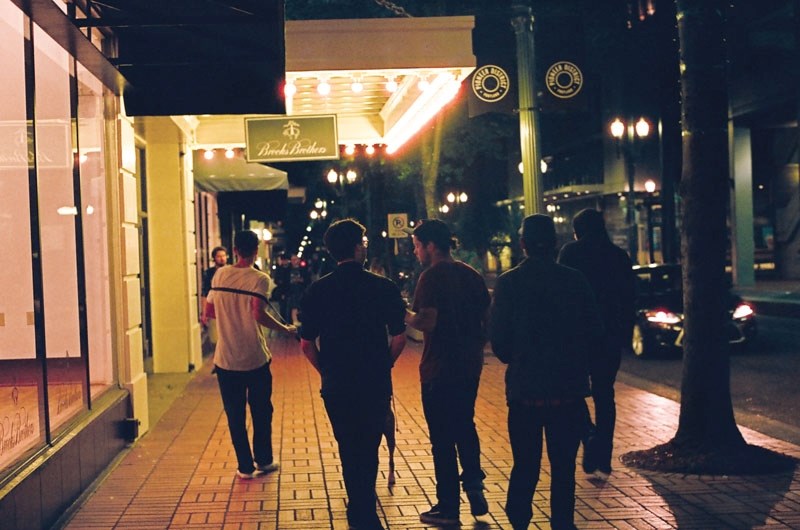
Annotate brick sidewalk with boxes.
[61,336,800,529]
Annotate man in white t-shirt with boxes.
[204,230,297,479]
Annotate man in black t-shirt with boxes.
[300,219,406,530]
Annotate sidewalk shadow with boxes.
[637,467,797,528]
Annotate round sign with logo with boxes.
[545,61,583,99]
[471,65,510,103]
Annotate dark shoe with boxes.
[419,505,460,526]
[592,464,611,481]
[466,489,488,516]
[582,436,598,475]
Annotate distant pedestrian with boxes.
[491,214,603,530]
[300,219,407,530]
[288,254,310,325]
[271,253,291,324]
[558,208,635,480]
[201,245,228,327]
[204,231,297,480]
[405,219,490,526]
[369,256,387,277]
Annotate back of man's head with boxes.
[411,219,454,253]
[324,218,365,262]
[520,214,556,257]
[572,208,607,239]
[234,230,259,258]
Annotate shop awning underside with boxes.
[78,0,286,116]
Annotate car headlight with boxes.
[645,310,682,325]
[732,303,754,320]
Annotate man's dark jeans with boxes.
[586,349,622,471]
[324,393,389,529]
[421,377,485,513]
[505,399,586,530]
[216,363,273,474]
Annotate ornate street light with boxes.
[610,116,651,264]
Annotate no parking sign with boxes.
[387,213,408,238]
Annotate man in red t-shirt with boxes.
[404,219,490,526]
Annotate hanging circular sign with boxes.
[545,61,583,99]
[471,65,510,103]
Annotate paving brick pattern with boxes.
[62,336,800,529]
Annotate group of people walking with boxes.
[202,208,634,530]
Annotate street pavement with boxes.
[58,335,800,530]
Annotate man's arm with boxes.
[389,333,406,364]
[251,297,296,334]
[300,339,321,374]
[489,274,513,364]
[405,306,437,333]
[202,299,215,325]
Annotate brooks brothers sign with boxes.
[245,115,339,163]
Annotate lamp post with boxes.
[326,168,358,217]
[512,2,544,215]
[610,116,650,264]
[440,190,468,214]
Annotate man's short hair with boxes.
[572,208,607,239]
[409,219,454,253]
[519,214,556,254]
[211,246,227,259]
[324,219,365,262]
[234,231,259,258]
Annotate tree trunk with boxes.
[419,113,444,219]
[674,0,744,449]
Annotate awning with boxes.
[192,16,476,152]
[192,150,287,193]
[74,0,286,116]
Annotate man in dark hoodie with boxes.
[558,209,636,480]
[491,214,603,530]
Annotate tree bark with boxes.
[419,113,444,218]
[674,0,744,449]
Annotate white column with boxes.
[145,118,202,373]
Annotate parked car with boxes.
[631,264,757,357]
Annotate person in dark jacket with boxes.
[491,214,603,530]
[558,208,635,479]
[300,219,407,530]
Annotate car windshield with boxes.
[636,266,683,308]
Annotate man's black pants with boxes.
[324,394,389,529]
[421,377,485,513]
[216,363,273,474]
[586,349,622,471]
[505,399,586,530]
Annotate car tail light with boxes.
[732,303,754,319]
[645,309,681,324]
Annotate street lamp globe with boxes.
[310,210,319,220]
[459,192,468,203]
[610,118,625,139]
[346,169,357,183]
[446,192,456,203]
[635,117,650,138]
[327,169,338,184]
[645,179,656,193]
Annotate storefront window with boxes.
[34,24,87,433]
[1,1,116,477]
[77,64,113,396]
[0,2,45,475]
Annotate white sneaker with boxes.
[256,461,280,474]
[236,469,260,479]
[592,469,610,481]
